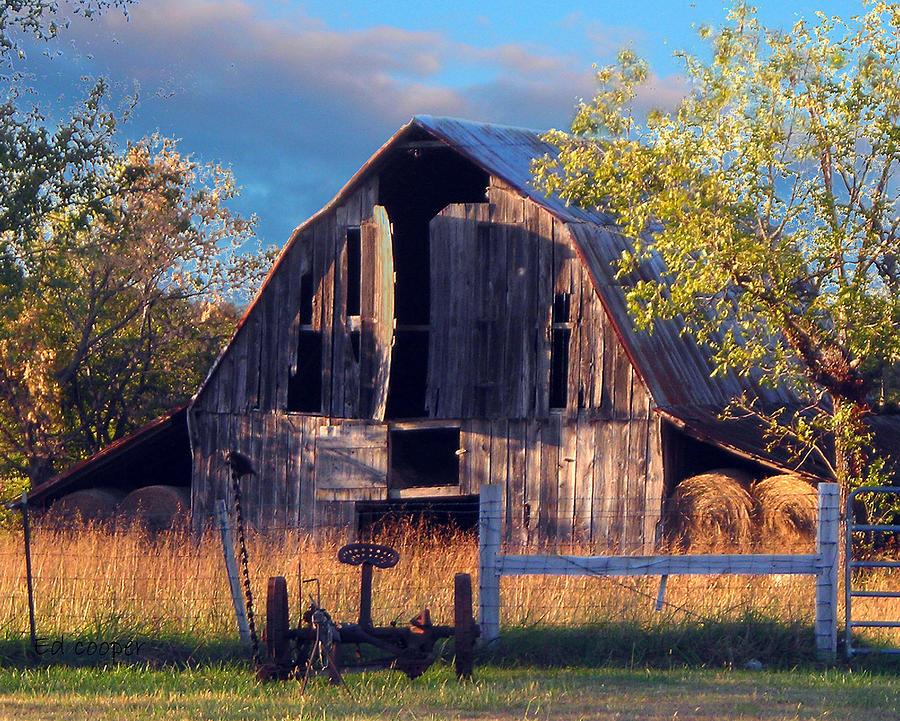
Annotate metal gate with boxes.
[845,487,900,657]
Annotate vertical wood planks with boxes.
[644,416,665,550]
[331,206,349,417]
[425,209,451,416]
[314,216,335,416]
[625,382,650,551]
[286,414,301,528]
[485,207,508,417]
[489,419,510,542]
[300,416,318,530]
[507,420,527,548]
[573,413,594,545]
[533,202,554,418]
[593,420,615,548]
[524,421,542,548]
[359,218,377,416]
[557,418,577,547]
[538,417,559,547]
[462,419,491,496]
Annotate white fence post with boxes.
[814,483,840,661]
[479,484,502,642]
[216,499,251,643]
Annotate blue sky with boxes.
[18,0,865,256]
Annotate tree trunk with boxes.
[832,395,870,525]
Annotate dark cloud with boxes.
[22,0,686,249]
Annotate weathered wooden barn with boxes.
[185,115,841,550]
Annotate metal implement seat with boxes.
[338,542,399,628]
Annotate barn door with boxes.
[426,204,487,417]
[314,423,388,501]
[360,206,395,420]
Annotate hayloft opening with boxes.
[390,426,460,488]
[661,422,766,497]
[379,132,488,418]
[287,331,322,412]
[550,293,572,409]
[346,227,361,318]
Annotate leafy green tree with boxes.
[0,2,270,490]
[534,2,900,497]
[1,135,267,487]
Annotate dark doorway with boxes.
[356,495,479,536]
[390,426,460,488]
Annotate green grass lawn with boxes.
[0,662,897,720]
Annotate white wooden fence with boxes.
[478,482,841,659]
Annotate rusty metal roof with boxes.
[413,115,610,225]
[28,405,190,505]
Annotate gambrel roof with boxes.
[191,116,900,480]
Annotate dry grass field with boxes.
[0,517,896,661]
[0,520,898,720]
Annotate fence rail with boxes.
[478,483,841,659]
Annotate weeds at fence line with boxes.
[0,516,896,669]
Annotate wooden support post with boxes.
[479,484,502,642]
[814,483,839,661]
[216,499,251,643]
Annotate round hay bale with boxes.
[666,468,755,551]
[751,474,817,547]
[118,485,190,531]
[47,487,125,525]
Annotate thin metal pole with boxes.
[19,491,37,650]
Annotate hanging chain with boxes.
[228,457,262,668]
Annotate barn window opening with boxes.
[289,267,323,413]
[287,330,322,412]
[299,270,314,325]
[550,293,571,409]
[346,227,361,318]
[390,427,460,488]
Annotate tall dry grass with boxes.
[0,518,896,653]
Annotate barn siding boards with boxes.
[462,420,491,496]
[507,419,528,548]
[533,205,554,418]
[488,419,510,541]
[258,288,277,412]
[274,244,301,411]
[538,417,560,547]
[504,220,528,418]
[524,421,542,549]
[317,215,337,416]
[286,415,302,528]
[299,415,318,530]
[331,206,349,417]
[558,418,577,547]
[573,414,594,545]
[644,417,666,549]
[359,218,378,416]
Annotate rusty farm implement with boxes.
[225,451,478,685]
